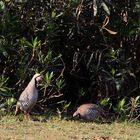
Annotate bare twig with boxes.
[56,56,65,81]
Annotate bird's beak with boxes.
[73,112,79,118]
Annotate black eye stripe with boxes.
[35,78,37,88]
[34,75,43,88]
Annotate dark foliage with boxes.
[0,0,140,119]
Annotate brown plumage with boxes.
[15,73,43,119]
[73,103,105,121]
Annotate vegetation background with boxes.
[0,0,140,121]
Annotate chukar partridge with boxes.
[73,103,105,121]
[15,73,43,119]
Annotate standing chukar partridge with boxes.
[73,103,105,121]
[15,73,43,119]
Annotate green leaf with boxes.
[79,88,86,96]
[51,10,56,18]
[32,37,40,49]
[45,72,54,86]
[0,88,7,92]
[101,2,110,15]
[56,79,65,91]
[45,50,53,62]
[7,97,17,106]
[0,1,5,11]
[113,107,118,113]
[100,98,110,106]
[111,68,115,76]
[118,98,126,109]
[63,102,71,110]
[135,96,140,103]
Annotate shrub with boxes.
[0,0,139,119]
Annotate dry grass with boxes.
[0,115,140,140]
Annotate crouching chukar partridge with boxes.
[15,73,43,119]
[73,103,105,121]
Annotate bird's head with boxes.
[73,110,80,119]
[33,73,44,82]
[32,74,44,88]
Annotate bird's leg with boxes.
[15,103,20,116]
[15,107,19,116]
[24,111,30,120]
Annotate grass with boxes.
[0,115,140,140]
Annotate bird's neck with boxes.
[26,78,37,93]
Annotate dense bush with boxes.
[0,0,140,119]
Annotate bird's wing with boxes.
[18,90,30,111]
